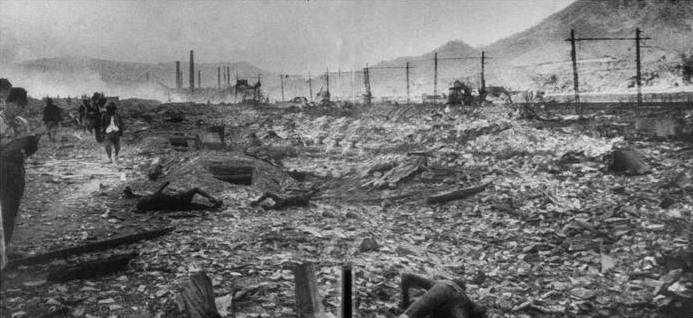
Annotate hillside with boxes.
[481,0,693,92]
[368,0,693,95]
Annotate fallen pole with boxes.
[47,252,137,282]
[8,227,174,268]
[425,183,490,205]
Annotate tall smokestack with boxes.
[226,67,231,87]
[217,67,221,88]
[189,50,195,93]
[198,70,201,89]
[175,61,181,88]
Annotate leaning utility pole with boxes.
[189,50,195,93]
[308,71,313,101]
[433,52,438,105]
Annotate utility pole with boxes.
[189,50,195,93]
[635,28,643,109]
[566,29,650,115]
[406,62,410,103]
[280,74,285,102]
[326,68,330,97]
[175,61,181,89]
[569,29,580,113]
[363,64,372,105]
[308,71,313,101]
[433,52,438,105]
[480,51,486,95]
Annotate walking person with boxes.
[101,102,124,163]
[91,93,106,142]
[42,97,62,142]
[78,99,88,132]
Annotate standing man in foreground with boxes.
[1,87,40,271]
[42,97,62,142]
[101,102,124,163]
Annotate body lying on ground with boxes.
[127,181,222,212]
[399,273,486,318]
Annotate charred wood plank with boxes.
[294,262,324,318]
[7,227,174,268]
[47,252,137,282]
[177,271,222,318]
[425,183,489,205]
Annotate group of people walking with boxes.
[77,93,125,163]
[0,80,125,270]
[42,92,125,163]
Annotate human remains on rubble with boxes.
[399,273,486,318]
[128,181,223,212]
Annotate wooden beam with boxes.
[294,262,323,318]
[8,227,174,268]
[425,183,490,205]
[47,252,137,282]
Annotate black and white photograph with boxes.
[1,0,692,317]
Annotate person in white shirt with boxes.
[1,87,37,271]
[100,102,124,163]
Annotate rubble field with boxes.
[1,101,692,318]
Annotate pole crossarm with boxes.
[566,37,651,41]
[367,66,414,70]
[437,57,492,61]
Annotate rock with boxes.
[359,238,380,252]
[608,149,650,175]
[660,195,675,209]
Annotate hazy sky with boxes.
[1,0,575,73]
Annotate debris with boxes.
[215,294,233,317]
[8,227,174,268]
[250,187,319,210]
[364,156,427,188]
[425,183,490,204]
[147,157,163,180]
[176,271,222,318]
[358,238,380,252]
[46,252,137,282]
[293,262,324,318]
[608,149,651,175]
